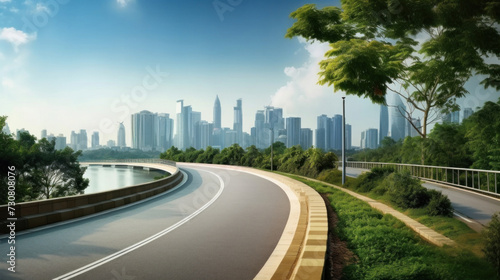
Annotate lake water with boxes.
[83,166,166,194]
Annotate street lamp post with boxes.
[342,97,346,185]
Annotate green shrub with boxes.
[483,212,500,278]
[388,171,430,209]
[349,166,396,192]
[426,190,453,217]
[317,169,343,185]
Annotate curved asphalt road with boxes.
[343,167,500,228]
[0,164,290,280]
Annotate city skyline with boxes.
[1,0,497,148]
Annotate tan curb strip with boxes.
[304,177,456,247]
[232,168,328,280]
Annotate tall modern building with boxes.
[366,128,378,149]
[254,110,267,149]
[2,122,10,135]
[451,111,460,123]
[391,95,407,141]
[55,134,66,150]
[332,114,342,150]
[300,128,313,149]
[131,110,156,151]
[191,111,201,148]
[408,118,421,137]
[91,132,99,148]
[156,113,173,151]
[286,117,301,148]
[346,124,352,150]
[78,129,88,150]
[233,99,243,146]
[194,121,214,150]
[361,130,366,149]
[213,95,221,129]
[117,122,126,148]
[361,128,378,149]
[175,100,185,149]
[379,105,389,145]
[316,114,332,151]
[463,107,473,121]
[41,129,47,139]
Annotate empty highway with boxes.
[0,164,291,280]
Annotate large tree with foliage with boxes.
[0,117,89,203]
[286,1,500,139]
[463,99,500,170]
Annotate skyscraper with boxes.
[233,99,243,145]
[286,117,301,148]
[300,128,313,149]
[316,114,332,151]
[78,129,88,150]
[213,95,221,129]
[254,110,266,149]
[131,110,156,151]
[332,114,342,150]
[379,105,389,145]
[156,113,173,151]
[55,134,66,150]
[175,100,184,149]
[391,95,406,141]
[365,128,378,149]
[41,129,47,139]
[117,122,126,148]
[409,118,421,137]
[91,131,99,148]
[2,123,10,135]
[346,124,352,150]
[463,107,473,121]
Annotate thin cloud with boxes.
[117,0,131,7]
[0,27,36,51]
[270,37,333,114]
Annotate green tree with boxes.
[241,145,263,167]
[464,99,500,170]
[286,1,500,139]
[160,146,185,162]
[20,137,89,199]
[195,146,220,163]
[278,145,307,174]
[425,123,472,167]
[184,147,203,163]
[213,144,245,165]
[483,212,500,278]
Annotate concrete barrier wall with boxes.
[0,160,183,233]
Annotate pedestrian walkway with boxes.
[303,177,456,247]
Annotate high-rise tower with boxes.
[117,122,126,148]
[233,99,243,145]
[391,95,406,141]
[379,105,389,145]
[213,95,221,129]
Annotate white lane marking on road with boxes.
[453,211,473,223]
[53,169,225,280]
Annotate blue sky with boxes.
[1,0,498,147]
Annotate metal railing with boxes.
[338,161,500,197]
[80,158,176,167]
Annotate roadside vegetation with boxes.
[0,116,89,204]
[351,99,500,170]
[287,174,497,280]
